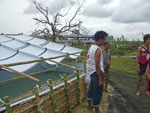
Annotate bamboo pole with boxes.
[3,96,13,113]
[76,71,81,104]
[0,66,63,85]
[82,60,88,95]
[30,66,63,76]
[34,86,43,113]
[63,74,72,113]
[66,73,75,79]
[3,52,81,67]
[44,58,82,72]
[48,79,59,113]
[83,60,86,74]
[0,65,40,82]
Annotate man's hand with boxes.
[99,80,103,86]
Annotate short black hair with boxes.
[144,34,150,43]
[94,31,108,41]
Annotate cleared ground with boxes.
[72,84,113,113]
[73,57,150,113]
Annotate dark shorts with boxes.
[138,62,148,75]
[87,71,104,108]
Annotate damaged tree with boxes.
[33,1,82,42]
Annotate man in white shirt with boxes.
[86,31,108,113]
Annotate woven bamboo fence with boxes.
[0,53,87,113]
[0,73,87,113]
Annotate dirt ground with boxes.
[72,84,114,113]
[72,69,150,113]
[108,69,149,113]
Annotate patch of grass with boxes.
[110,57,137,76]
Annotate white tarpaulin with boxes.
[10,35,82,59]
[0,44,40,72]
[9,35,34,41]
[1,35,66,65]
[0,35,13,43]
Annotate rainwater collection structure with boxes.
[0,35,87,113]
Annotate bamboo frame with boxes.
[3,96,12,113]
[45,58,82,72]
[0,66,63,85]
[34,87,42,113]
[0,73,87,113]
[48,79,59,113]
[0,65,40,82]
[3,52,81,67]
[0,50,88,112]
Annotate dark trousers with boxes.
[87,71,104,108]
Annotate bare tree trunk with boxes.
[33,1,83,42]
[51,35,56,42]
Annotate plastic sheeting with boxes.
[0,35,13,43]
[26,37,48,46]
[9,35,34,41]
[1,39,28,49]
[9,35,82,59]
[1,35,66,65]
[0,44,40,72]
[61,46,82,59]
[43,42,65,51]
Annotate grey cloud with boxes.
[24,1,38,14]
[24,0,79,14]
[97,0,112,5]
[84,0,150,23]
[85,3,113,18]
[111,0,150,23]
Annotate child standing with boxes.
[136,34,150,96]
[103,42,111,92]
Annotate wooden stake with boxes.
[0,65,40,82]
[3,96,12,113]
[83,60,86,74]
[48,79,58,113]
[76,71,81,104]
[34,87,42,113]
[63,74,72,113]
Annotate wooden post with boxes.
[82,60,88,95]
[63,74,72,113]
[76,71,81,104]
[3,96,13,113]
[83,60,86,74]
[48,79,58,113]
[34,86,43,113]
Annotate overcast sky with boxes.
[0,0,150,40]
